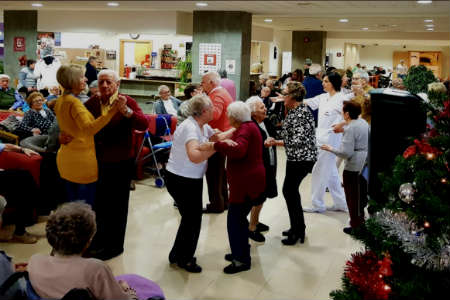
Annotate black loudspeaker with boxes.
[368,88,427,203]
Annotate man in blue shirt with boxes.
[302,64,324,126]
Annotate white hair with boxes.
[158,85,170,94]
[227,101,251,123]
[309,64,322,76]
[259,73,269,80]
[203,71,221,86]
[246,96,263,113]
[98,69,119,82]
[190,94,212,117]
[0,74,10,80]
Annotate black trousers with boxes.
[343,170,365,228]
[166,171,203,265]
[0,169,36,235]
[205,152,228,212]
[91,159,133,254]
[282,161,314,235]
[227,200,253,265]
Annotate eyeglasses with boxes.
[33,98,44,103]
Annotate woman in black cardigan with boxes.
[246,96,278,242]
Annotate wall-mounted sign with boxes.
[14,37,25,52]
[199,43,221,74]
[204,54,216,66]
[225,59,236,75]
[303,37,310,43]
[336,52,342,57]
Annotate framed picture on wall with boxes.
[14,37,26,52]
[106,50,116,60]
[204,54,216,66]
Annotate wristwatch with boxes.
[126,107,133,117]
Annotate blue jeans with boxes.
[65,181,96,206]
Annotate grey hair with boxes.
[246,96,263,113]
[259,73,269,80]
[203,71,221,86]
[46,202,97,255]
[98,69,119,82]
[0,74,10,80]
[158,85,170,94]
[309,64,322,75]
[189,94,213,117]
[227,101,251,123]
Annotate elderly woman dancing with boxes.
[54,65,124,205]
[267,82,317,245]
[199,101,265,274]
[165,94,218,273]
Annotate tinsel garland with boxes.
[373,209,450,271]
[344,250,392,300]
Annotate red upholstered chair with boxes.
[134,114,177,180]
[0,151,43,186]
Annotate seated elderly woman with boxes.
[199,101,265,274]
[16,92,56,139]
[28,202,138,299]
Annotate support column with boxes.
[4,11,37,82]
[192,11,251,101]
[292,31,326,70]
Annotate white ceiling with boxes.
[0,1,449,33]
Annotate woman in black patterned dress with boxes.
[267,82,317,245]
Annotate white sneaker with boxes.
[326,205,349,213]
[303,207,326,213]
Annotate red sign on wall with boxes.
[204,54,216,66]
[14,37,26,52]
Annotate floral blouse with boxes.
[281,103,317,162]
[17,108,56,135]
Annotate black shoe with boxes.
[343,227,354,235]
[223,261,251,274]
[281,233,305,245]
[224,253,233,262]
[282,229,292,236]
[256,222,269,232]
[178,259,202,273]
[202,207,223,214]
[90,248,123,260]
[249,230,265,242]
[169,253,176,264]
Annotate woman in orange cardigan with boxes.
[54,65,123,206]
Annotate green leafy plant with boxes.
[176,52,192,85]
[0,60,4,74]
[403,65,436,95]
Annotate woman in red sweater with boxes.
[199,101,265,274]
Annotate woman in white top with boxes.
[165,94,228,273]
[303,72,348,213]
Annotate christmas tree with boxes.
[331,66,450,300]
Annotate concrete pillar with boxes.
[292,31,326,70]
[4,11,37,82]
[192,11,251,100]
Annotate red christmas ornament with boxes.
[345,251,393,300]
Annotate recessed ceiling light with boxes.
[424,19,433,22]
[107,2,119,7]
[361,27,369,30]
[339,19,349,23]
[417,1,432,4]
[196,2,208,7]
[31,3,43,7]
[427,28,434,31]
[264,19,273,23]
[425,24,435,27]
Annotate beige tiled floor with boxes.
[1,150,363,300]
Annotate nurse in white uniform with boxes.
[303,72,348,213]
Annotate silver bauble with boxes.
[398,183,415,204]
